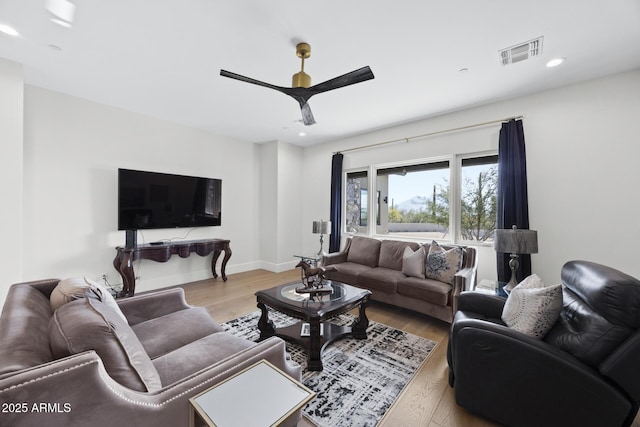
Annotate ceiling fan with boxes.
[220,42,374,126]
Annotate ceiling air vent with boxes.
[499,36,544,66]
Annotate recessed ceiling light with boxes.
[298,131,306,137]
[0,24,20,37]
[546,57,566,68]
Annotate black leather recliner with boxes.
[447,260,640,427]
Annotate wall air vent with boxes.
[499,36,544,66]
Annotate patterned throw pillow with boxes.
[402,246,426,279]
[425,241,463,285]
[501,274,563,339]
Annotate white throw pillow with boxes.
[501,274,562,339]
[425,241,463,285]
[50,277,128,324]
[402,246,426,279]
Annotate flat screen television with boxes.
[118,168,221,230]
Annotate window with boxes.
[459,155,498,242]
[376,161,450,239]
[344,153,498,244]
[345,171,368,234]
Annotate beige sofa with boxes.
[322,236,477,323]
[0,279,300,427]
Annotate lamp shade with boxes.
[494,226,538,254]
[312,220,331,234]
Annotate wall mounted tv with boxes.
[118,168,221,230]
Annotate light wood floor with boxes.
[179,269,640,427]
[178,268,497,427]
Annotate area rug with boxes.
[222,311,437,427]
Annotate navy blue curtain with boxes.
[329,153,343,253]
[496,119,531,282]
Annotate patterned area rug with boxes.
[222,311,437,427]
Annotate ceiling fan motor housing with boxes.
[292,42,312,88]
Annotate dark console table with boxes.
[113,239,231,297]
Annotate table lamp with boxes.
[494,225,538,292]
[312,220,331,255]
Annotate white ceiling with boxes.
[1,1,639,147]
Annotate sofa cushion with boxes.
[357,267,405,293]
[425,241,463,285]
[49,298,162,392]
[132,306,224,359]
[50,277,127,324]
[325,261,372,284]
[397,277,451,307]
[347,236,381,268]
[379,240,419,271]
[152,331,255,386]
[501,274,562,339]
[402,246,426,279]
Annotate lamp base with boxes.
[503,253,520,292]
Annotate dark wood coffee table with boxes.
[255,281,372,371]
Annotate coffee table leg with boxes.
[307,319,323,371]
[351,298,370,339]
[257,302,276,341]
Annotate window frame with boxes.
[342,150,498,246]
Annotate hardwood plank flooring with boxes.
[177,269,638,427]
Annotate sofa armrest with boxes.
[117,288,192,325]
[321,238,351,266]
[0,338,300,427]
[450,267,478,314]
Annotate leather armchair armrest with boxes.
[117,288,192,325]
[457,291,506,318]
[449,320,632,427]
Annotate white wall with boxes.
[301,69,640,285]
[0,59,24,306]
[19,86,261,296]
[259,141,303,272]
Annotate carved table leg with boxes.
[257,302,276,341]
[211,249,221,279]
[114,250,135,297]
[307,318,323,371]
[220,243,232,281]
[351,297,370,339]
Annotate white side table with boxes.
[189,360,315,427]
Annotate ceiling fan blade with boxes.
[300,102,316,126]
[220,69,285,92]
[308,66,375,95]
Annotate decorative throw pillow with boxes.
[50,277,128,323]
[402,246,426,279]
[425,241,463,285]
[501,274,563,339]
[49,298,162,392]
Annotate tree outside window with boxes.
[460,156,498,242]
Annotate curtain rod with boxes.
[334,115,524,155]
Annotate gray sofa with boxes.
[0,279,300,427]
[322,236,477,323]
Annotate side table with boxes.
[476,279,509,298]
[293,254,321,267]
[189,360,314,427]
